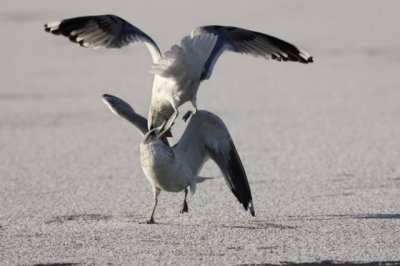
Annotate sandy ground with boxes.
[1,0,400,265]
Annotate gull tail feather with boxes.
[196,176,214,183]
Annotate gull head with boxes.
[143,120,172,145]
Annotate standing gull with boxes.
[102,94,254,223]
[44,14,313,134]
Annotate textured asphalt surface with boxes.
[1,1,400,265]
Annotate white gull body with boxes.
[102,94,254,223]
[45,14,313,133]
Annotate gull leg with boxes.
[147,187,160,224]
[180,188,189,214]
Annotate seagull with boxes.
[44,14,313,135]
[102,94,254,224]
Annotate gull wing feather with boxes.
[150,34,218,83]
[191,25,313,80]
[45,14,161,63]
[102,94,148,136]
[175,111,255,216]
[207,138,255,216]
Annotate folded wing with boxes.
[176,111,255,216]
[207,136,255,217]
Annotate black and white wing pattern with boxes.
[45,14,161,62]
[191,25,313,80]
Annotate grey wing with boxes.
[207,138,255,217]
[179,111,255,216]
[45,14,161,62]
[102,94,148,136]
[191,25,313,80]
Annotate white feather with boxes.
[150,34,218,83]
[45,21,60,31]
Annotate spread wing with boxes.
[45,14,161,63]
[191,25,313,80]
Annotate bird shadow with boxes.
[328,213,400,220]
[239,260,400,266]
[44,214,112,224]
[286,213,400,222]
[151,218,297,230]
[43,212,400,229]
[45,212,296,230]
[218,220,297,230]
[30,263,79,266]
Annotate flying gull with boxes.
[45,14,313,135]
[102,94,254,224]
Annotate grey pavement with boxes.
[1,1,400,265]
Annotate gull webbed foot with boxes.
[180,199,189,213]
[146,218,157,224]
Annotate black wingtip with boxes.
[295,53,313,64]
[44,23,62,35]
[102,93,111,99]
[245,200,255,217]
[101,94,120,108]
[225,142,255,216]
[242,201,255,217]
